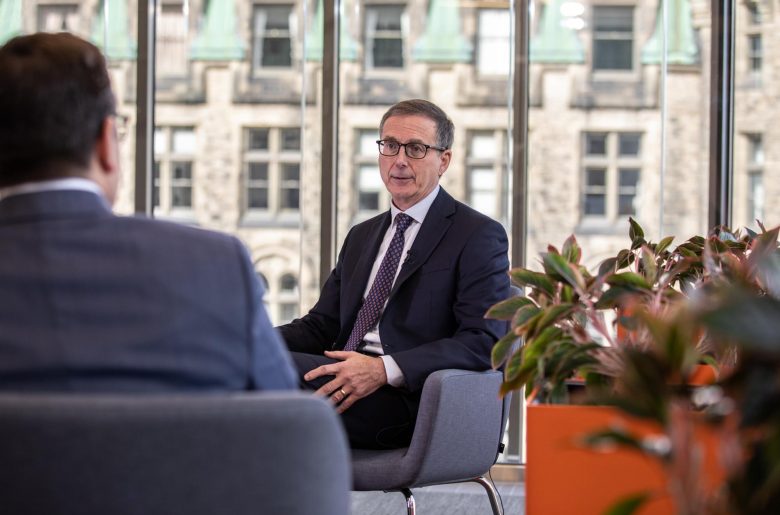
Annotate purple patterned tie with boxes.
[344,213,414,351]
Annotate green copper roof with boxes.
[91,0,136,60]
[190,0,244,61]
[530,0,584,63]
[642,0,698,64]
[412,0,472,62]
[0,0,23,46]
[305,0,358,62]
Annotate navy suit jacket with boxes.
[0,190,297,392]
[279,188,510,392]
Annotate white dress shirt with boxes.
[361,185,440,387]
[0,177,105,201]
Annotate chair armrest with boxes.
[406,369,505,486]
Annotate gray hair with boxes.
[379,99,454,150]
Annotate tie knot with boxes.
[395,213,413,232]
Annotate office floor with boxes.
[351,480,524,515]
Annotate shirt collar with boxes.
[0,178,105,202]
[390,185,440,225]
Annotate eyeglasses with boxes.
[376,139,447,159]
[114,114,130,141]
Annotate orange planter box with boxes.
[526,405,723,515]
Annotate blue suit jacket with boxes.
[0,190,296,392]
[279,188,510,392]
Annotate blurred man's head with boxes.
[0,32,120,202]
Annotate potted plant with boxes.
[488,220,780,514]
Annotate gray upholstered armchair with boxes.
[0,393,351,515]
[351,369,510,515]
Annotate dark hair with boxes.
[379,99,454,150]
[0,32,115,186]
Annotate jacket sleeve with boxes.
[276,230,352,354]
[389,219,510,392]
[234,239,298,390]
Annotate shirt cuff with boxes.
[380,355,406,388]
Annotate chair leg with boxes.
[470,476,503,515]
[400,488,416,515]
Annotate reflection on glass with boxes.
[529,0,709,270]
[2,1,138,216]
[734,2,777,230]
[150,0,316,324]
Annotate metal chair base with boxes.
[390,476,503,515]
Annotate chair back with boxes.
[0,392,350,515]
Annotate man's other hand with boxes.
[304,351,388,413]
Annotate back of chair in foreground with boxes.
[0,393,350,515]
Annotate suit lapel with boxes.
[389,189,456,297]
[343,212,391,311]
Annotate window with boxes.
[466,131,508,221]
[252,5,294,73]
[581,132,642,221]
[748,34,762,73]
[592,6,634,71]
[477,10,511,76]
[278,273,299,324]
[746,134,765,224]
[243,127,301,218]
[365,5,404,69]
[354,130,386,215]
[157,2,189,79]
[37,4,80,33]
[153,127,196,215]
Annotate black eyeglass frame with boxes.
[376,139,448,159]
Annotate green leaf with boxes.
[603,492,652,515]
[595,286,635,309]
[640,246,657,285]
[542,253,585,291]
[606,272,652,291]
[616,249,635,269]
[512,305,542,333]
[654,235,674,255]
[535,303,575,334]
[491,331,520,369]
[486,296,535,320]
[562,234,582,264]
[628,217,645,243]
[509,268,555,298]
[504,347,526,383]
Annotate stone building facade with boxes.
[0,0,776,322]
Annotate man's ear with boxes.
[97,117,119,172]
[438,149,452,176]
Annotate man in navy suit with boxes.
[0,33,296,392]
[279,99,510,448]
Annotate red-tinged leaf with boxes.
[543,252,585,291]
[562,234,582,264]
[535,303,575,333]
[512,305,541,332]
[504,347,527,383]
[597,257,618,279]
[491,331,520,369]
[509,268,555,297]
[486,296,535,320]
[606,272,652,291]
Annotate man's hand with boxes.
[304,351,388,413]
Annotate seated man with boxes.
[0,33,296,392]
[279,99,510,448]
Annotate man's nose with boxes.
[393,148,409,167]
